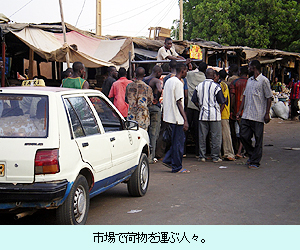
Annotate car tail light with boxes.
[35,149,60,175]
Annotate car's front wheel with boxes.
[127,153,149,197]
[56,174,90,225]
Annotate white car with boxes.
[0,86,150,225]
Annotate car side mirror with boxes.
[125,120,139,131]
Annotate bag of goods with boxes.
[272,101,289,120]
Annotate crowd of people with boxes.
[60,38,299,174]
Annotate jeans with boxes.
[163,123,185,172]
[186,108,199,155]
[148,105,161,160]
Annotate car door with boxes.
[88,96,139,182]
[63,95,112,187]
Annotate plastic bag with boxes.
[272,101,289,120]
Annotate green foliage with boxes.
[181,0,300,51]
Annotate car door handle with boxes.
[82,142,89,147]
[110,137,116,142]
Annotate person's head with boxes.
[25,68,29,75]
[72,62,85,77]
[205,68,215,79]
[274,77,278,83]
[248,60,261,76]
[169,59,177,70]
[218,69,227,80]
[152,65,163,78]
[228,64,238,76]
[164,37,173,50]
[61,68,72,79]
[239,66,248,76]
[295,74,299,81]
[213,70,220,83]
[135,67,145,79]
[118,67,127,78]
[108,66,118,78]
[198,61,207,73]
[176,62,188,78]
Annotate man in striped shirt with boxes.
[191,68,225,163]
[236,60,272,169]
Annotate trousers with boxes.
[198,120,222,161]
[163,123,185,172]
[148,105,161,159]
[239,118,264,166]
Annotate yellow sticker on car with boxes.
[0,164,4,177]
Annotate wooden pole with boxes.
[59,0,70,68]
[225,51,228,68]
[179,0,183,41]
[96,0,102,36]
[1,41,5,87]
[28,48,34,79]
[128,51,132,80]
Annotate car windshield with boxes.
[0,94,48,138]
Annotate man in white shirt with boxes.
[236,60,272,169]
[163,62,189,173]
[157,38,185,62]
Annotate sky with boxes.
[2,0,180,37]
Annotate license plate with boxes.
[0,164,4,177]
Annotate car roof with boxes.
[0,86,103,96]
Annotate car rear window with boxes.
[0,94,48,138]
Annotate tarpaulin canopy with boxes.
[1,23,134,68]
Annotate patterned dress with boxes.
[126,80,153,130]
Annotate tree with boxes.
[181,0,300,51]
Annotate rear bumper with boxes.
[0,180,68,203]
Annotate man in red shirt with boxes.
[290,74,300,121]
[108,67,132,118]
[230,66,248,157]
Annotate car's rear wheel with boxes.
[127,153,149,197]
[56,175,90,225]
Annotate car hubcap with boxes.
[73,185,86,223]
[140,161,148,191]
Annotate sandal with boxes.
[177,168,190,173]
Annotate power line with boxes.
[103,0,168,27]
[135,0,176,36]
[154,0,177,27]
[79,0,162,29]
[103,0,162,22]
[9,0,34,18]
[75,0,86,27]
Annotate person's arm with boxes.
[191,89,199,108]
[229,82,235,119]
[220,103,225,113]
[125,86,129,104]
[264,97,272,124]
[236,95,245,120]
[184,89,188,109]
[108,84,115,103]
[216,89,225,113]
[155,79,163,93]
[176,99,189,131]
[82,80,89,89]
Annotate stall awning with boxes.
[8,26,133,68]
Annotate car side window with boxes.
[89,96,123,132]
[65,97,100,138]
